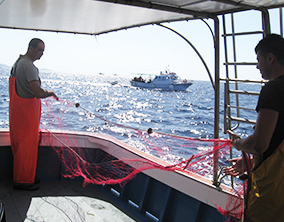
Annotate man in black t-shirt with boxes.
[225,34,284,221]
[227,34,284,158]
[256,76,284,160]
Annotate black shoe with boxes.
[34,177,41,184]
[13,182,39,191]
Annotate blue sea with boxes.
[0,66,263,184]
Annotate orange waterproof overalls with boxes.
[9,77,41,184]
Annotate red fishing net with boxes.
[40,97,244,220]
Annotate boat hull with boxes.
[130,81,192,91]
[0,129,237,221]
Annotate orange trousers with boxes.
[9,77,41,184]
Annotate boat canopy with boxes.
[1,0,284,35]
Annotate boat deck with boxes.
[0,180,136,222]
[0,132,231,222]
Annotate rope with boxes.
[58,98,229,142]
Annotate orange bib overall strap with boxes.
[9,77,41,184]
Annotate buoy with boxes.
[147,128,153,134]
[75,103,80,108]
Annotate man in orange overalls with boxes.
[9,38,58,191]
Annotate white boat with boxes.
[0,0,283,221]
[130,72,193,91]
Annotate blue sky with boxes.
[0,9,282,81]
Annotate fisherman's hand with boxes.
[227,130,241,150]
[50,91,59,101]
[223,157,243,177]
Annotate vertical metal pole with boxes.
[222,14,236,130]
[222,14,231,132]
[261,8,271,36]
[280,8,283,37]
[231,13,240,125]
[222,14,234,188]
[212,15,220,186]
[213,16,220,142]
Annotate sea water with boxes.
[0,68,261,138]
[0,67,261,158]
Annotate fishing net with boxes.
[40,97,244,220]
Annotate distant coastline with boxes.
[0,63,52,73]
[0,63,10,70]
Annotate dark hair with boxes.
[255,34,284,65]
[28,38,44,49]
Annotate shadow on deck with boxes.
[0,180,136,222]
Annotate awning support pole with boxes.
[211,15,220,186]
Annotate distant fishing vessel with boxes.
[130,72,193,91]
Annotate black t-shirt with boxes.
[256,76,284,160]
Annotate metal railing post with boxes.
[212,15,220,186]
